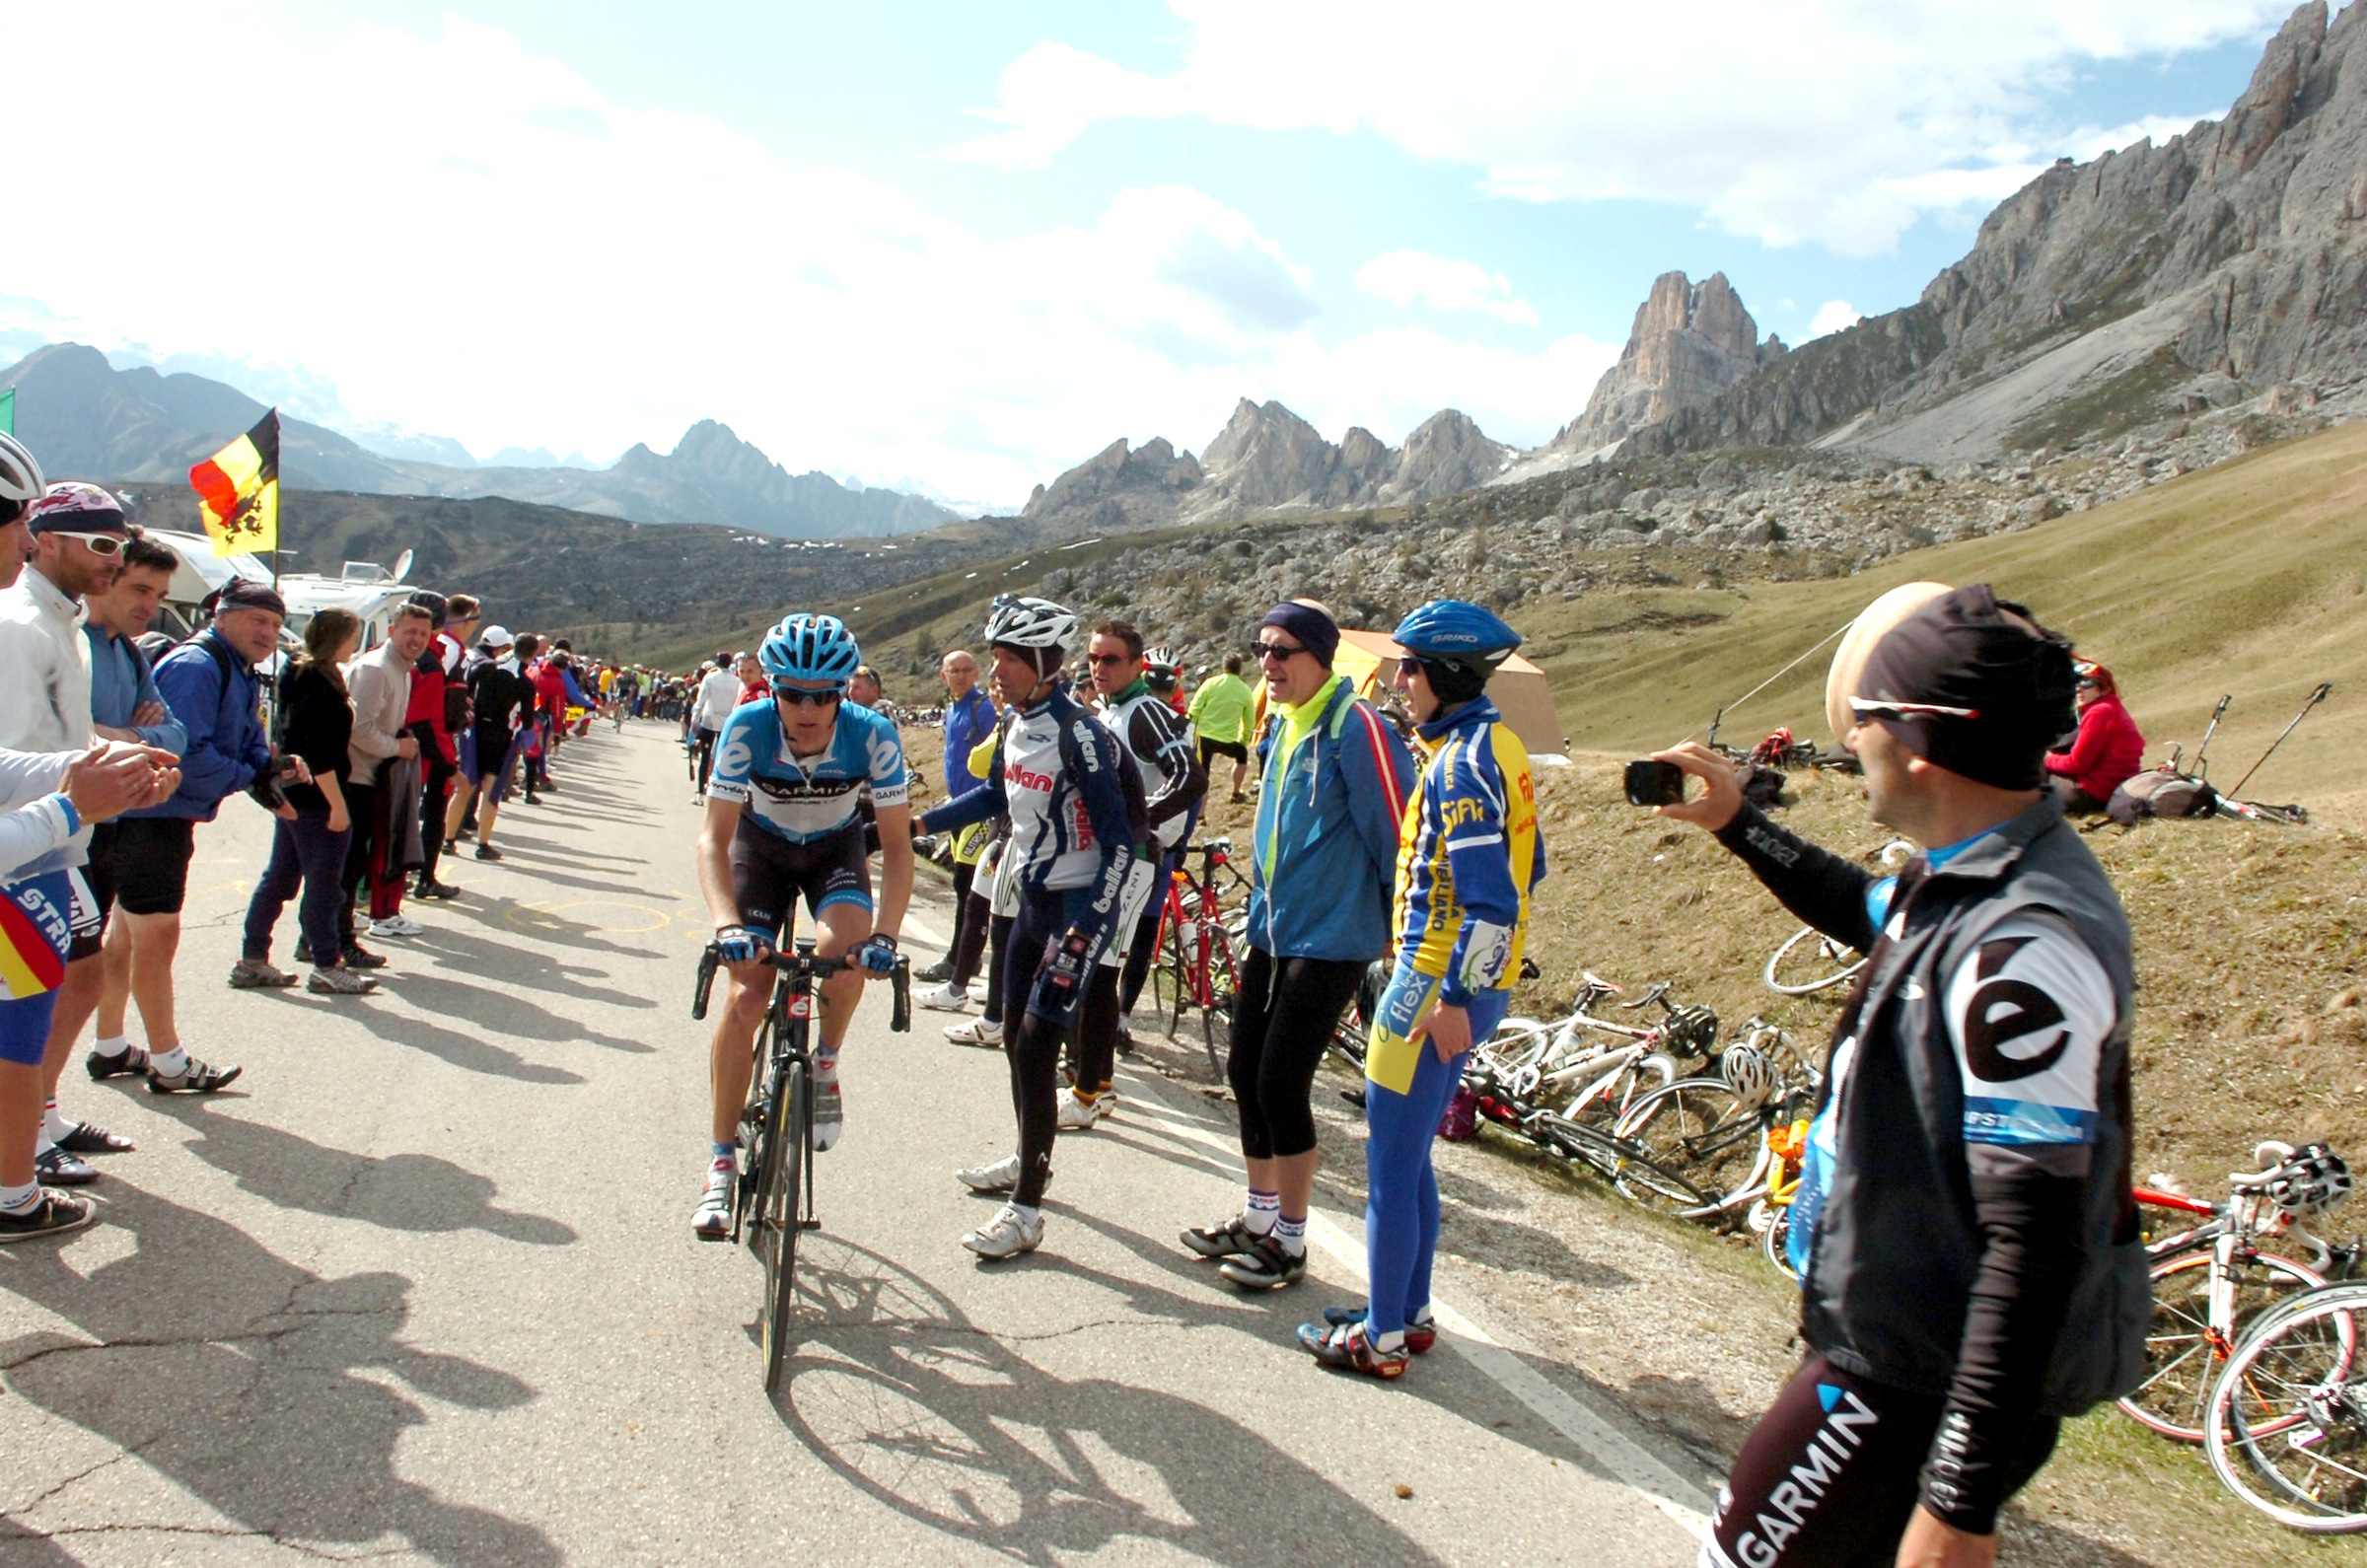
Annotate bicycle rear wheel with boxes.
[1764,926,1865,995]
[1198,926,1239,1080]
[758,1055,812,1395]
[2119,1249,2326,1442]
[1531,1115,1709,1215]
[1615,1078,1763,1220]
[2204,1280,2367,1532]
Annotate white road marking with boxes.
[1124,1093,1713,1541]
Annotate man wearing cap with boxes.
[1182,598,1412,1291]
[402,591,465,900]
[108,576,298,1096]
[1655,583,2144,1568]
[0,484,148,1176]
[446,626,537,862]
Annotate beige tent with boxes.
[1330,628,1567,756]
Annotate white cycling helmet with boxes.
[1719,1042,1777,1107]
[0,431,45,511]
[983,595,1076,655]
[2262,1142,2352,1217]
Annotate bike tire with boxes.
[1531,1115,1709,1215]
[1198,927,1239,1081]
[2203,1279,2367,1532]
[734,1013,777,1247]
[2118,1248,2327,1443]
[1614,1077,1763,1221]
[1756,1201,1797,1282]
[1763,925,1866,996]
[758,1056,811,1395]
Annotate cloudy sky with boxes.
[2,1,2299,508]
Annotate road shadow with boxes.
[342,1002,588,1087]
[149,1102,575,1245]
[447,898,647,960]
[404,926,657,1010]
[0,1188,555,1566]
[778,1238,1448,1566]
[388,972,655,1056]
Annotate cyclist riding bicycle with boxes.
[691,613,912,1240]
[910,595,1137,1260]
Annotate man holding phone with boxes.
[1652,583,2143,1568]
[1297,599,1541,1378]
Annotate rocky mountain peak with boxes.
[1200,398,1334,507]
[1548,270,1785,459]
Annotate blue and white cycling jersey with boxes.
[709,698,908,844]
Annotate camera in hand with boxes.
[1623,759,1686,808]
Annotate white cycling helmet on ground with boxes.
[2255,1141,2352,1218]
[1719,1042,1777,1107]
[983,595,1076,656]
[0,432,45,516]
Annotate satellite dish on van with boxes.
[392,548,414,583]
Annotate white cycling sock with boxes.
[1244,1189,1280,1236]
[1010,1202,1041,1225]
[1372,1327,1407,1355]
[92,1034,130,1059]
[151,1046,189,1079]
[1274,1213,1307,1257]
[0,1179,37,1214]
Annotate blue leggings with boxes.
[1362,962,1509,1337]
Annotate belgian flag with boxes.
[191,409,280,557]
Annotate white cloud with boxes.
[0,6,1608,510]
[1806,301,1864,339]
[1355,250,1539,324]
[957,1,2286,254]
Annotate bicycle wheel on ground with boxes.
[1198,927,1239,1081]
[1614,1077,1764,1221]
[1764,926,1866,995]
[758,1055,811,1395]
[1530,1115,1710,1216]
[2118,1249,2328,1443]
[2204,1280,2367,1532]
[1755,1201,1797,1281]
[735,1017,778,1246]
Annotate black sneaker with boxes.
[916,957,956,985]
[413,878,462,900]
[1180,1214,1260,1259]
[0,1188,97,1244]
[474,844,503,862]
[55,1121,134,1155]
[147,1056,244,1095]
[340,943,389,970]
[35,1145,98,1186]
[86,1044,150,1082]
[1218,1234,1307,1291]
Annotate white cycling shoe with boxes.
[918,980,970,1013]
[957,1153,1020,1193]
[962,1202,1043,1260]
[691,1159,736,1241]
[1055,1091,1105,1131]
[944,1017,1003,1047]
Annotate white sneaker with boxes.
[957,1153,1020,1193]
[1055,1091,1102,1131]
[918,980,971,1013]
[691,1159,736,1241]
[944,1017,1003,1048]
[368,915,426,939]
[813,1070,842,1153]
[962,1202,1043,1260]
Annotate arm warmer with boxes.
[1127,704,1206,829]
[1711,803,1879,953]
[1918,1167,2085,1533]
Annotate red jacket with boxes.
[404,633,459,764]
[2045,694,2144,800]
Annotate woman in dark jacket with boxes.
[235,608,377,995]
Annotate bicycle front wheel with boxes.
[758,1056,811,1395]
[2118,1249,2326,1443]
[1615,1078,1763,1219]
[2204,1280,2367,1532]
[1531,1115,1709,1215]
[1198,927,1239,1080]
[1764,926,1866,995]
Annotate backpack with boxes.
[2107,768,2219,825]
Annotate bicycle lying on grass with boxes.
[692,938,911,1393]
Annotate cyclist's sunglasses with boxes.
[47,531,126,558]
[1251,640,1306,662]
[1847,696,1981,722]
[773,684,844,707]
[1088,652,1134,668]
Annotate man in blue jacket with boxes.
[108,579,301,1095]
[1182,598,1412,1291]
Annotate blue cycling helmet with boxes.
[760,613,863,685]
[1393,600,1521,704]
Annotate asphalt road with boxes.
[0,723,1709,1566]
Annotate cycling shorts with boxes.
[1096,856,1158,970]
[728,815,872,939]
[0,870,76,1064]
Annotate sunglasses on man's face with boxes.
[50,531,125,558]
[1847,697,1982,722]
[1252,641,1306,663]
[774,685,844,708]
[1088,652,1133,668]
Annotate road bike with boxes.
[2118,1147,2349,1443]
[1613,1021,1816,1227]
[692,938,911,1392]
[2203,1276,2367,1532]
[1149,838,1248,1077]
[1761,839,1911,996]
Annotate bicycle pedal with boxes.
[798,1217,823,1231]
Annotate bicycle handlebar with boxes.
[691,941,912,1033]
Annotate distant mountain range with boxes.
[0,343,958,539]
